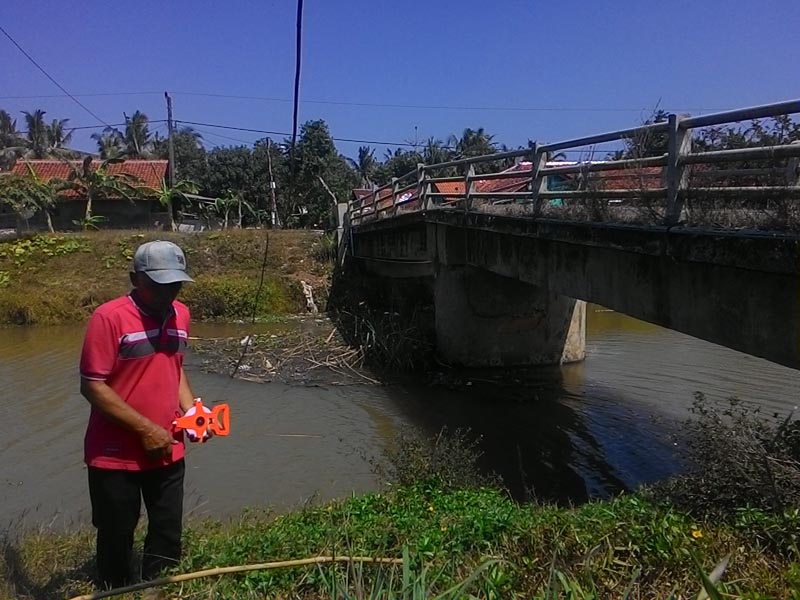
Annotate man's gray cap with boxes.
[133,240,194,284]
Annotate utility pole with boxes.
[165,92,176,187]
[267,138,280,228]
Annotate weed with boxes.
[373,426,501,491]
[646,393,800,520]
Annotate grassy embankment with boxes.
[3,231,800,598]
[4,405,800,599]
[3,484,798,600]
[0,229,333,325]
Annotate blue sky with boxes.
[1,0,798,160]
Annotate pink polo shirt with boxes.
[80,294,190,471]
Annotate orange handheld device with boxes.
[173,398,230,442]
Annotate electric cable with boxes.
[0,24,111,127]
[0,90,729,114]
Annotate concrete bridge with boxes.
[341,100,800,370]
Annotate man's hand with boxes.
[140,424,176,459]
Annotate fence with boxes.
[347,99,800,229]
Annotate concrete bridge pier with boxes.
[434,266,586,367]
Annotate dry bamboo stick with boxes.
[67,555,403,600]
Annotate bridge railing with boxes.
[347,98,800,230]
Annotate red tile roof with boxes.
[11,160,168,199]
[432,181,465,197]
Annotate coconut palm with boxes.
[452,127,496,159]
[22,110,49,159]
[122,110,152,157]
[46,118,73,151]
[91,129,124,159]
[0,110,23,170]
[347,146,377,187]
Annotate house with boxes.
[9,159,169,230]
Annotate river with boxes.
[1,308,798,529]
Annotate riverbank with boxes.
[2,479,797,599]
[0,229,333,325]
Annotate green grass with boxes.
[2,481,798,599]
[0,229,331,325]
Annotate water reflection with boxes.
[1,306,799,527]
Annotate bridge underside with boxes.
[351,212,800,370]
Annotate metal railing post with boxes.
[416,163,428,210]
[787,142,800,190]
[464,164,475,213]
[665,113,691,225]
[529,143,548,216]
[390,177,398,218]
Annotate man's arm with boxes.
[80,378,174,459]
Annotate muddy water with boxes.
[1,309,799,528]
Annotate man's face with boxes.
[131,272,182,314]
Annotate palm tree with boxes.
[0,110,22,170]
[122,110,152,157]
[22,110,49,159]
[423,138,453,166]
[453,127,496,159]
[46,118,73,151]
[347,146,377,187]
[91,129,124,159]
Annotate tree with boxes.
[0,171,58,232]
[0,110,22,170]
[152,127,207,184]
[287,120,358,227]
[47,118,73,151]
[122,110,152,157]
[62,157,141,225]
[202,146,257,208]
[620,109,670,159]
[347,146,378,187]
[91,129,124,159]
[144,178,199,231]
[0,110,76,162]
[422,137,453,167]
[375,148,422,184]
[22,110,49,159]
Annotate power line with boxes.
[0,90,731,114]
[175,119,422,147]
[175,118,627,153]
[0,91,162,100]
[172,92,730,114]
[0,24,111,127]
[18,120,168,136]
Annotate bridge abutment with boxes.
[434,266,585,367]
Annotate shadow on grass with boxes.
[1,534,96,600]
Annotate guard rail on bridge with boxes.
[347,99,800,229]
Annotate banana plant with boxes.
[144,178,199,231]
[62,156,141,224]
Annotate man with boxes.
[80,240,197,589]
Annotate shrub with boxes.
[647,393,800,518]
[374,426,502,491]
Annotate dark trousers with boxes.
[88,459,185,589]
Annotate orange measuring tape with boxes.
[173,398,231,442]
